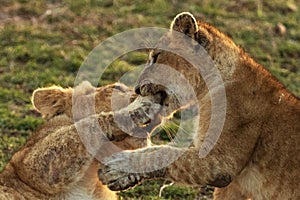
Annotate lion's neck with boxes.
[195,50,300,145]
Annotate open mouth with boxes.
[134,83,168,105]
[153,91,168,105]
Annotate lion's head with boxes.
[32,81,136,120]
[135,12,240,115]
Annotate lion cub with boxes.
[0,81,161,200]
[99,12,300,200]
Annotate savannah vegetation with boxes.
[0,0,299,199]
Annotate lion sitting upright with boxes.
[99,12,300,200]
[0,81,161,200]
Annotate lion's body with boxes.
[0,114,117,200]
[99,12,300,200]
[0,82,157,200]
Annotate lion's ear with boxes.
[32,86,69,119]
[170,12,198,39]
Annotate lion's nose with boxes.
[134,85,141,94]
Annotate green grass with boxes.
[0,0,299,199]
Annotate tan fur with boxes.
[0,82,160,199]
[99,12,300,200]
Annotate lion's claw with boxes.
[98,149,166,191]
[98,166,142,191]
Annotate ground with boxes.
[0,0,299,199]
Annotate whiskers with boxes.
[160,119,178,144]
[149,100,199,146]
[150,114,193,147]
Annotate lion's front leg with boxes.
[98,145,239,191]
[94,95,163,141]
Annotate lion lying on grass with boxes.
[0,81,161,200]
